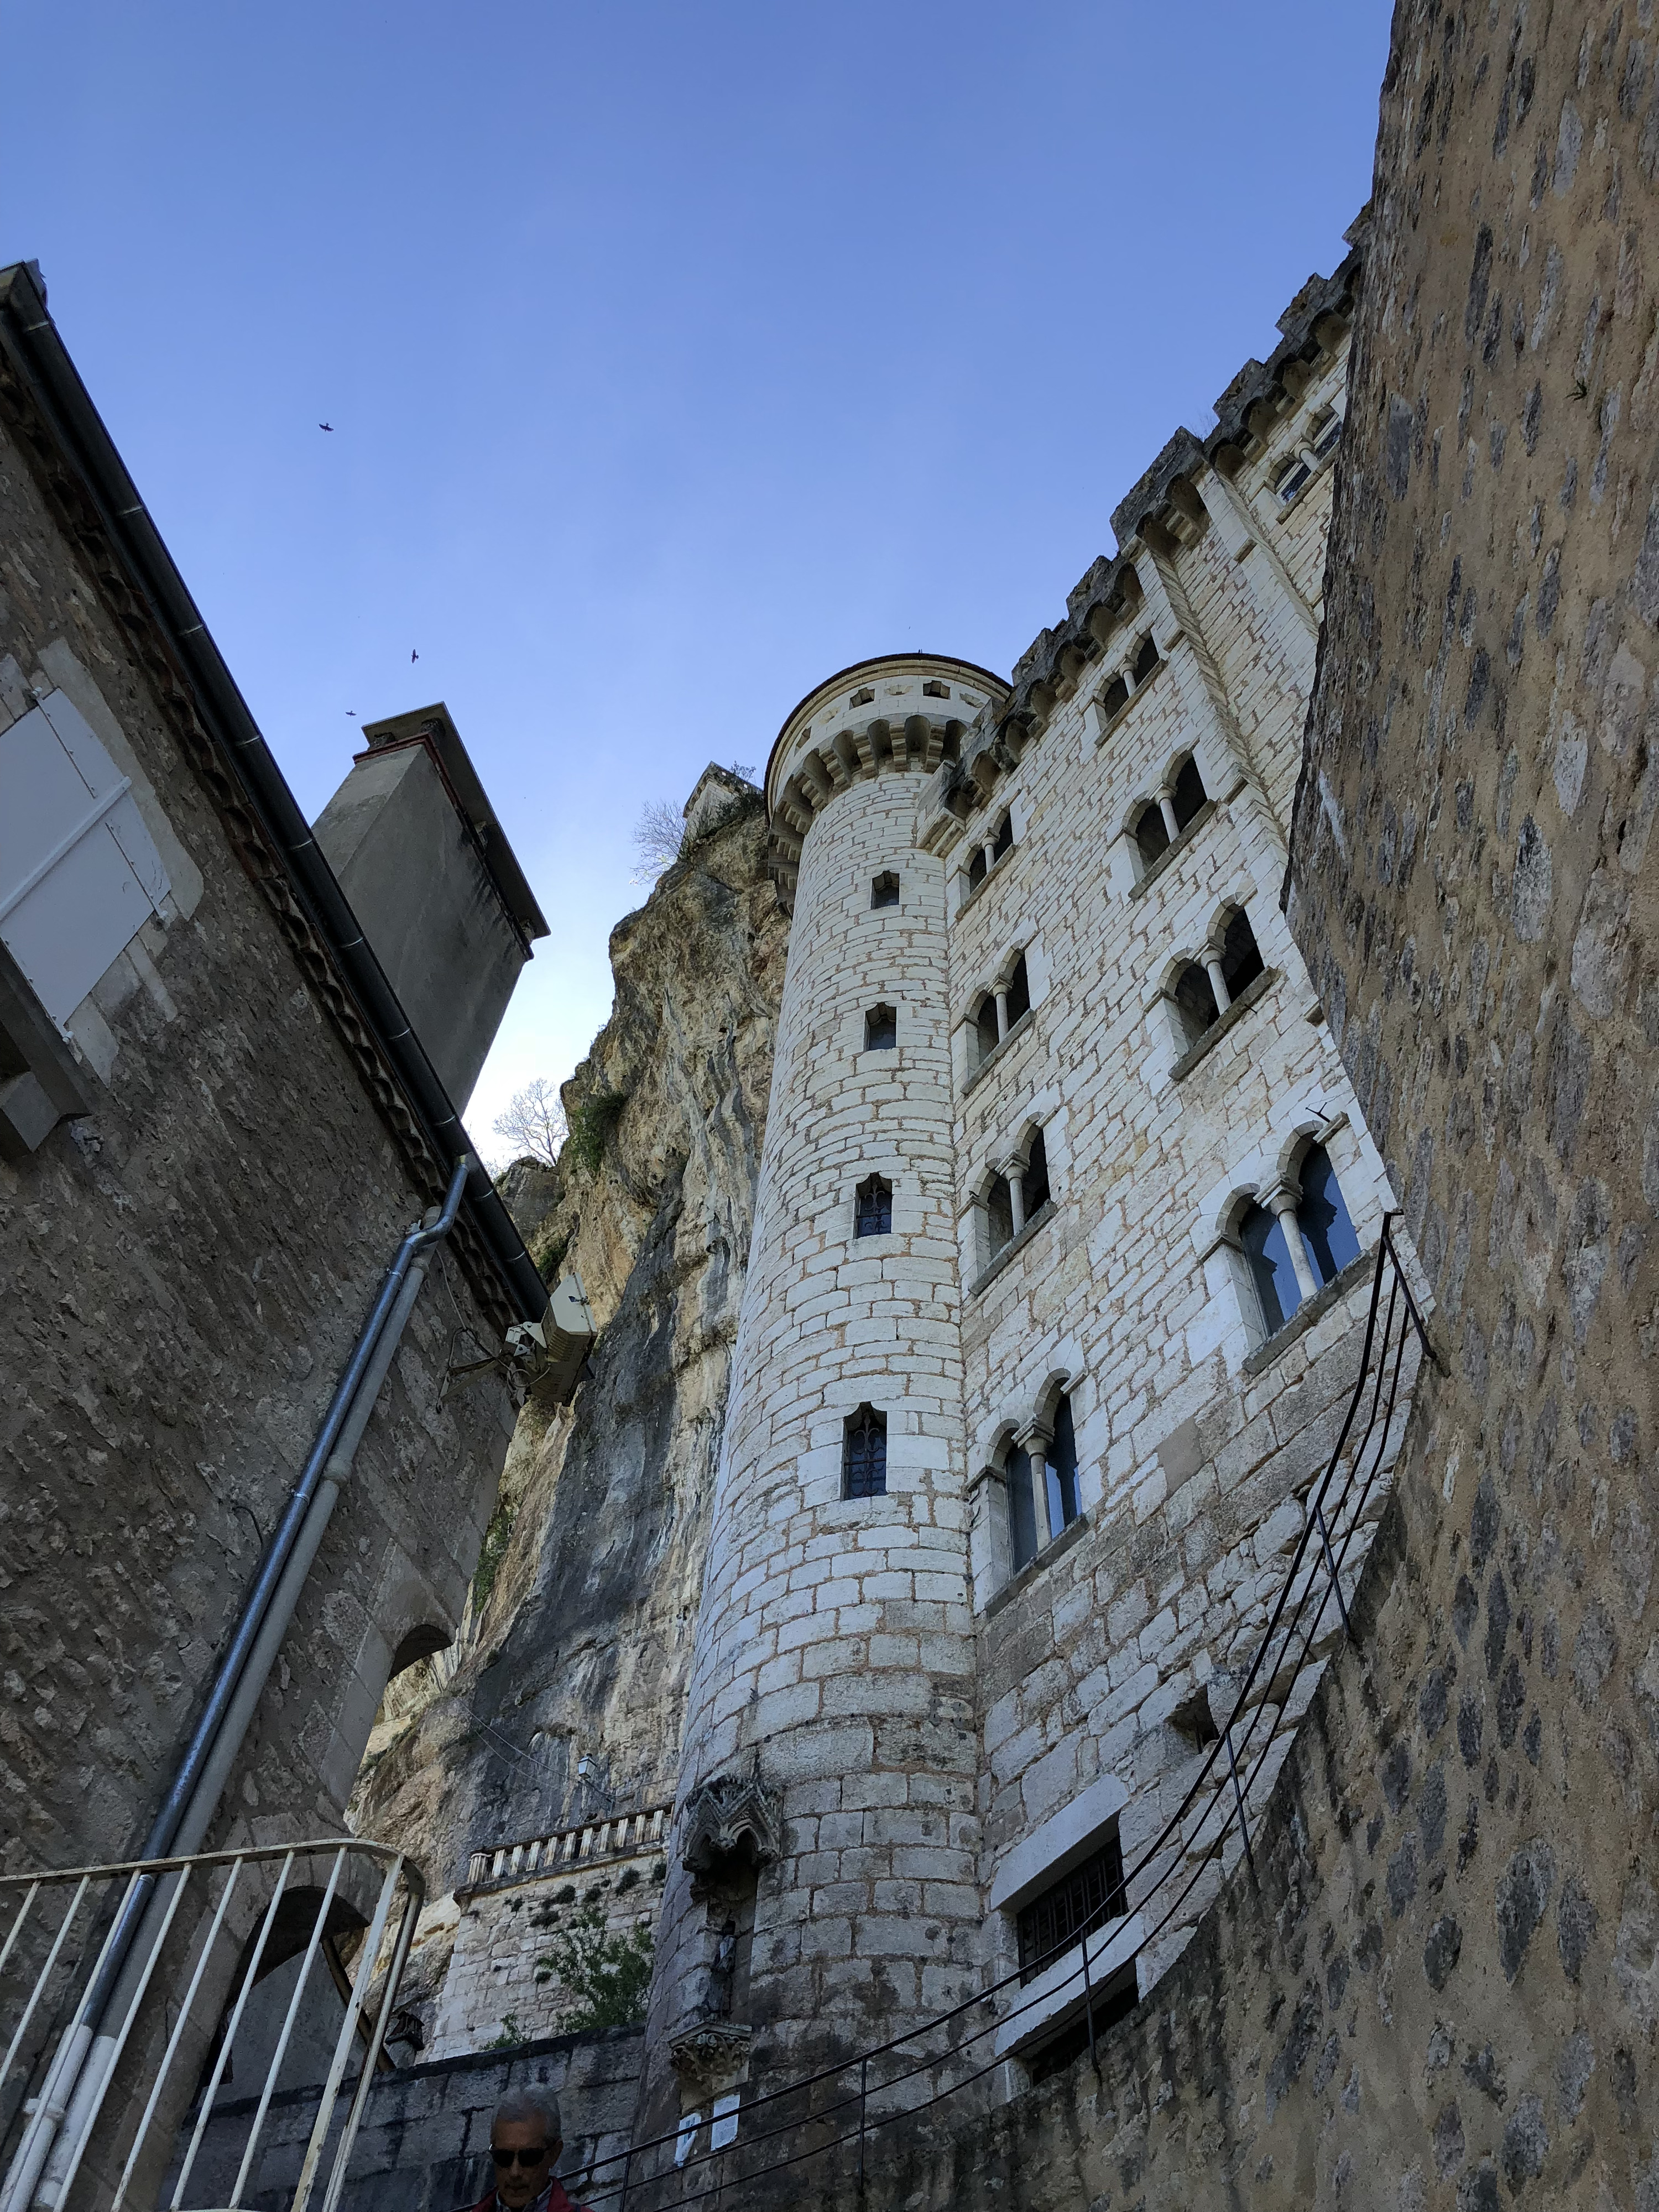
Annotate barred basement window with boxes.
[864,1003,896,1051]
[1015,1833,1128,1983]
[870,871,900,909]
[854,1174,892,1237]
[842,1405,887,1499]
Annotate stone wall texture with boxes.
[0,408,519,1875]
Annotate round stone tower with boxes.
[641,653,1008,2138]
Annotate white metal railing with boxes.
[464,1806,670,1892]
[0,1838,420,2212]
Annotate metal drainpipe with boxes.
[2,1162,470,2212]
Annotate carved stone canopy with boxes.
[680,1772,782,1879]
[668,2021,753,2101]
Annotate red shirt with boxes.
[467,2180,588,2212]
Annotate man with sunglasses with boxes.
[466,2094,590,2212]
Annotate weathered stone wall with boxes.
[351,791,787,2052]
[0,408,518,1873]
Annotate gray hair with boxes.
[493,2093,561,2143]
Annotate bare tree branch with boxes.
[630,798,685,884]
[493,1077,568,1167]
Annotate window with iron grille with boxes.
[1015,1833,1127,1984]
[854,1174,892,1237]
[842,1405,886,1499]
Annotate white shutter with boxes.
[0,688,171,1029]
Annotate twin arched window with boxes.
[1132,754,1207,872]
[1235,1143,1360,1336]
[966,811,1014,893]
[1170,908,1265,1050]
[1006,1391,1079,1574]
[973,951,1031,1063]
[986,1126,1050,1262]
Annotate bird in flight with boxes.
[347,710,357,718]
[411,649,419,662]
[319,421,334,432]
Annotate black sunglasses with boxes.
[491,2147,550,2169]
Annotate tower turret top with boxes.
[764,653,1007,821]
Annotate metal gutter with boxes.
[0,259,548,1323]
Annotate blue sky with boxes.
[3,1,1391,1159]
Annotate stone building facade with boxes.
[0,257,545,1880]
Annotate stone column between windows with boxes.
[1020,1421,1055,1548]
[994,987,1009,1042]
[980,837,996,877]
[1204,952,1232,1014]
[1266,1182,1321,1302]
[1156,788,1181,844]
[1006,1161,1026,1237]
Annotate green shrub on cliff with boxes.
[535,1903,654,2030]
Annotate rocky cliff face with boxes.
[349,782,787,2031]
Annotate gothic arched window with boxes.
[865,1003,897,1051]
[855,1174,893,1238]
[843,1406,887,1499]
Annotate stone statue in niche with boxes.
[700,1917,738,2020]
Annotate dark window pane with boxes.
[1173,962,1219,1046]
[1100,674,1129,722]
[967,848,987,890]
[1131,634,1161,685]
[1220,909,1264,1000]
[987,1177,1015,1256]
[1135,804,1169,870]
[1297,1145,1359,1284]
[1046,1392,1079,1533]
[976,998,1000,1061]
[871,872,900,909]
[1015,1834,1128,1982]
[1241,1202,1300,1334]
[1008,1448,1039,1573]
[1023,1128,1051,1218]
[1170,755,1207,830]
[854,1175,892,1238]
[865,1004,896,1051]
[1005,956,1031,1027]
[843,1407,886,1499]
[993,813,1014,860]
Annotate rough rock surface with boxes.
[349,786,787,2033]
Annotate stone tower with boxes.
[643,654,1008,2120]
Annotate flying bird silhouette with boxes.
[347,710,357,718]
[319,421,334,432]
[411,649,419,662]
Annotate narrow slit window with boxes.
[870,872,900,910]
[1007,1446,1039,1574]
[1170,754,1207,832]
[1022,1126,1051,1218]
[1171,962,1219,1047]
[1004,953,1031,1028]
[1133,802,1170,872]
[864,1003,896,1051]
[1296,1144,1359,1285]
[1219,909,1265,1000]
[1044,1391,1079,1536]
[854,1174,893,1238]
[1015,1834,1128,1984]
[843,1405,887,1499]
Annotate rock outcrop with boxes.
[349,780,787,2039]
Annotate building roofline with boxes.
[0,259,547,1327]
[764,652,1009,814]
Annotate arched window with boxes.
[865,1003,896,1051]
[1004,953,1031,1028]
[1238,1142,1361,1338]
[1004,1391,1079,1574]
[975,996,1000,1062]
[1171,962,1219,1047]
[1238,1199,1297,1334]
[1131,634,1161,685]
[871,872,900,909]
[967,847,988,891]
[1134,802,1170,871]
[854,1174,892,1237]
[1044,1391,1079,1536]
[1312,408,1344,456]
[1100,673,1130,724]
[1297,1143,1360,1283]
[1219,909,1264,1000]
[1275,453,1313,505]
[987,1174,1016,1258]
[843,1406,887,1499]
[1022,1126,1051,1217]
[1006,1444,1039,1573]
[1170,754,1207,832]
[992,812,1014,862]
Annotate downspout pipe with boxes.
[1,1164,469,2212]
